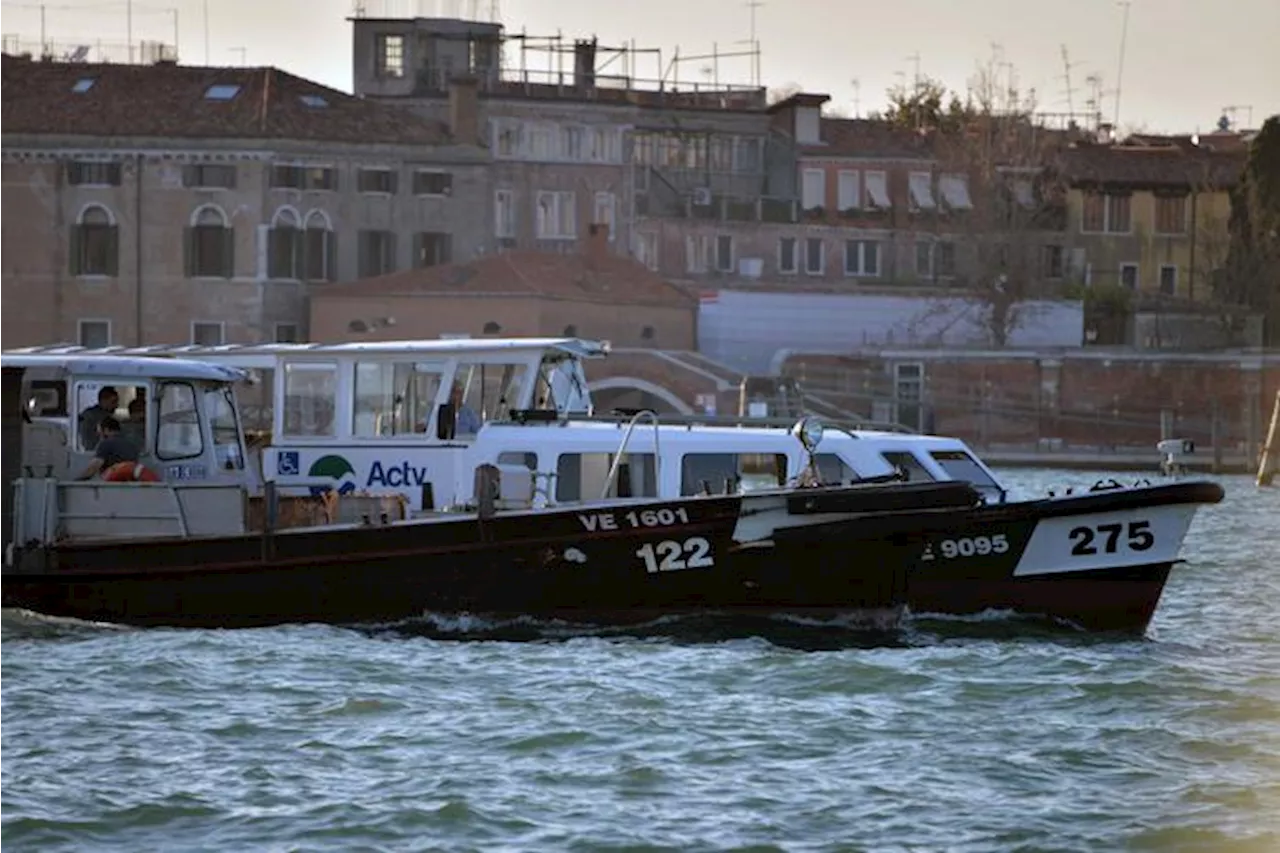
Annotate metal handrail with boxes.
[600,410,662,499]
[569,411,918,435]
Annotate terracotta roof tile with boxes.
[1057,142,1245,190]
[314,248,697,307]
[802,118,934,159]
[1,54,450,145]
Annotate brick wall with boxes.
[781,350,1280,451]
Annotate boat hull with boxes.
[902,479,1223,633]
[1,489,938,629]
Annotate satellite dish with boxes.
[1217,114,1231,132]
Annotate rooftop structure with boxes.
[350,14,766,111]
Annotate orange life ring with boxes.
[102,461,163,482]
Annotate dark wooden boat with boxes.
[1,348,1225,635]
[3,480,984,629]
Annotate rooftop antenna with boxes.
[1059,44,1077,117]
[1113,0,1132,127]
[1221,105,1254,131]
[744,0,763,87]
[851,77,860,118]
[229,46,246,66]
[203,0,209,64]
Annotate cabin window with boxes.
[353,361,444,438]
[556,452,657,502]
[24,380,67,418]
[282,362,337,438]
[206,386,244,471]
[680,453,787,496]
[156,382,203,460]
[535,356,588,412]
[237,368,274,435]
[881,450,934,483]
[498,451,538,470]
[930,450,1002,501]
[74,382,148,452]
[453,362,529,425]
[815,453,860,485]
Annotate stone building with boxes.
[0,53,488,347]
[348,14,782,268]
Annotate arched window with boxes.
[268,206,301,279]
[185,204,233,278]
[70,204,118,276]
[302,210,334,282]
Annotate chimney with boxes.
[573,38,597,89]
[448,75,480,144]
[585,223,610,262]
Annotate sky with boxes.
[5,0,1278,133]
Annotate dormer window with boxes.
[204,84,241,101]
[71,77,96,93]
[795,106,821,145]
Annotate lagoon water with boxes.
[3,470,1278,852]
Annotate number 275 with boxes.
[1069,520,1154,556]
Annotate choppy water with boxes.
[3,470,1278,852]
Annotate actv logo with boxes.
[307,454,359,496]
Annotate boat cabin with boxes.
[2,353,255,554]
[4,338,1007,513]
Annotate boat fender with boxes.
[102,461,163,483]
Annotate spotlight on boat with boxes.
[796,416,825,454]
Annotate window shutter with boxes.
[106,225,120,277]
[293,229,307,280]
[388,171,399,195]
[69,225,82,276]
[325,231,336,281]
[183,226,195,277]
[223,227,235,278]
[412,232,423,268]
[387,232,398,274]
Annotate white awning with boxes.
[939,174,972,210]
[909,172,936,209]
[865,171,891,208]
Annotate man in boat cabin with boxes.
[75,416,140,480]
[451,381,482,435]
[78,385,119,451]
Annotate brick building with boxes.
[0,53,489,347]
[310,224,697,346]
[348,14,782,269]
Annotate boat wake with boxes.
[355,609,909,651]
[1,607,136,640]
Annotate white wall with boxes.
[698,291,1085,374]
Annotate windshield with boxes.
[930,450,1005,502]
[206,386,244,471]
[535,356,590,413]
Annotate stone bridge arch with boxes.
[587,377,694,415]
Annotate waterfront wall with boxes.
[779,349,1280,459]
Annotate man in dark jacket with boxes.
[76,416,140,480]
[78,386,119,451]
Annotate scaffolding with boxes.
[1,1,178,64]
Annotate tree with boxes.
[904,61,1067,347]
[1220,115,1280,345]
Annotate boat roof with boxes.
[1,352,246,383]
[4,337,610,361]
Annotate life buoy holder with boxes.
[102,461,163,483]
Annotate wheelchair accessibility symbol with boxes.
[277,451,300,476]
